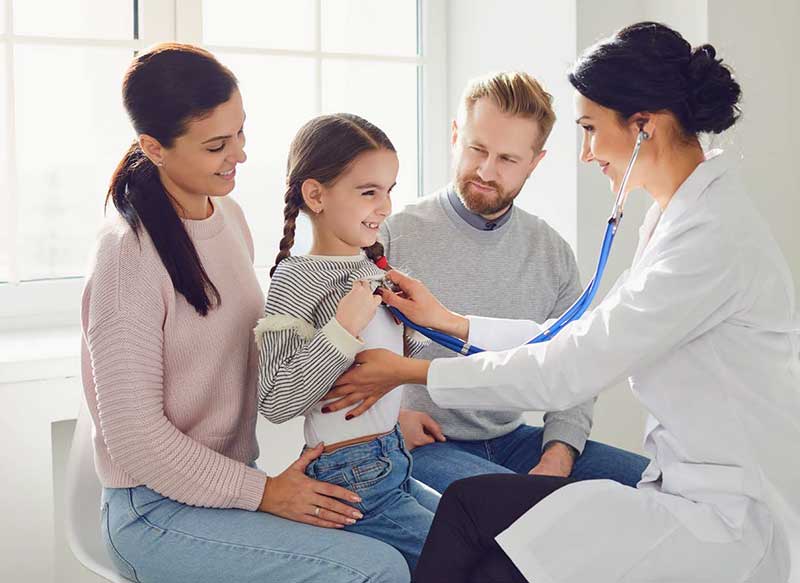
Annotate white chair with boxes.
[64,398,129,582]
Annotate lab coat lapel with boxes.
[632,150,730,271]
[632,202,662,268]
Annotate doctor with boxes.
[327,22,800,582]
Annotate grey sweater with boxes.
[380,187,595,452]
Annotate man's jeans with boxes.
[410,424,649,494]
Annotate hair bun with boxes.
[685,43,742,134]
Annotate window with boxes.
[0,0,446,330]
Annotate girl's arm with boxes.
[257,274,380,424]
[256,315,364,423]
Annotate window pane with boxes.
[13,0,134,40]
[321,0,417,57]
[203,0,315,51]
[0,43,9,282]
[215,53,317,267]
[15,45,133,280]
[321,59,419,209]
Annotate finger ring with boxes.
[314,506,321,517]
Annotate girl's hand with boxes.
[377,271,469,338]
[335,280,382,337]
[323,349,430,418]
[258,443,365,528]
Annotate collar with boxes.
[446,184,514,231]
[632,149,729,267]
[181,198,226,240]
[656,149,729,231]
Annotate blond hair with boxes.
[459,71,556,152]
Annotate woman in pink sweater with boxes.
[81,43,409,583]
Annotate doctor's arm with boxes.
[427,227,744,413]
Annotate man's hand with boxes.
[529,442,576,478]
[398,409,447,451]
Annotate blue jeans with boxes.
[411,424,649,494]
[101,482,413,583]
[304,426,439,573]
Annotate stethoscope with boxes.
[384,128,651,356]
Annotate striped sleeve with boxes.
[256,316,363,423]
[403,326,430,358]
[255,262,365,424]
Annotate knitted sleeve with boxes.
[84,232,266,510]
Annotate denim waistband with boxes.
[308,425,405,468]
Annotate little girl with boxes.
[254,113,439,571]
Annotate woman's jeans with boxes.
[101,461,432,583]
[304,426,440,572]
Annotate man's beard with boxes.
[455,175,521,216]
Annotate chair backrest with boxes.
[64,398,127,582]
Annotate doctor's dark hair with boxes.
[270,114,396,278]
[107,43,238,316]
[569,22,742,137]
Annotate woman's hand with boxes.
[378,271,469,338]
[258,443,364,528]
[322,349,431,418]
[336,280,382,337]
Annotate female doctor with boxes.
[326,22,800,582]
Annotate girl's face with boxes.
[574,93,650,195]
[310,148,398,255]
[147,88,247,215]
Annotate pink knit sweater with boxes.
[80,196,267,510]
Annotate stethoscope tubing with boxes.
[387,130,648,356]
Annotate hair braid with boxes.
[270,184,302,278]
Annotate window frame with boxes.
[0,0,447,332]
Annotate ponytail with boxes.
[105,141,221,316]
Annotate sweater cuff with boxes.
[321,318,365,360]
[542,420,588,455]
[238,466,268,511]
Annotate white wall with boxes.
[445,0,578,248]
[707,0,800,293]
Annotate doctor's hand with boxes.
[398,409,447,451]
[377,271,469,339]
[323,349,431,419]
[529,442,576,478]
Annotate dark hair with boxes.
[270,114,395,278]
[569,22,742,137]
[107,43,238,316]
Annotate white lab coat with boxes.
[427,151,800,582]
